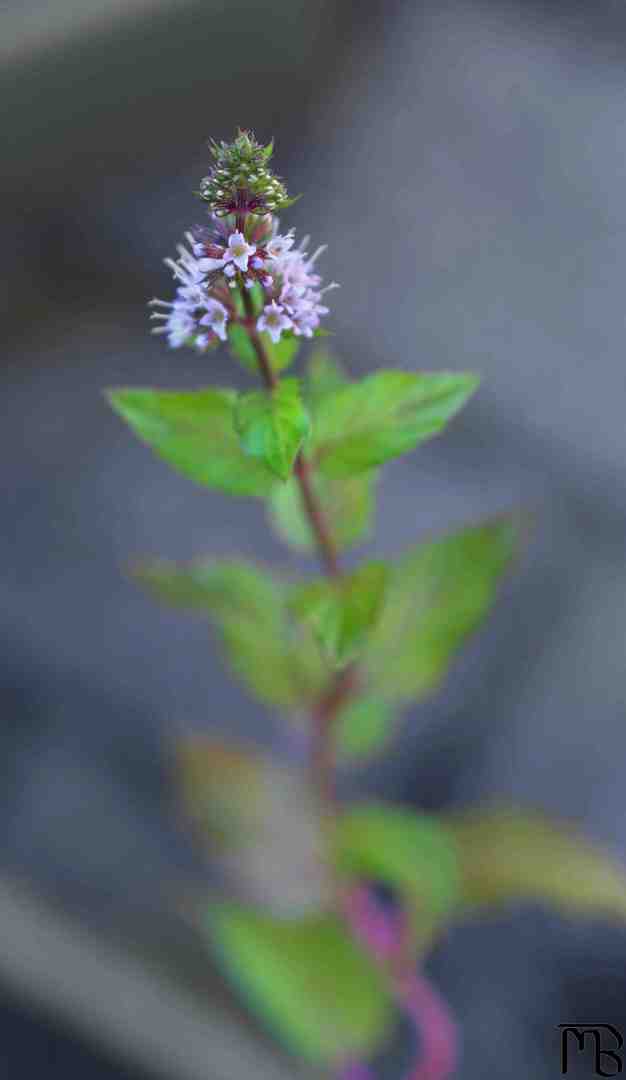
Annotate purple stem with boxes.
[340,887,458,1080]
[339,1064,375,1080]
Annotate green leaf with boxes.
[228,323,258,371]
[335,804,461,938]
[178,738,326,915]
[228,324,301,375]
[234,378,310,480]
[447,808,626,921]
[106,387,276,497]
[364,517,517,702]
[312,370,480,477]
[290,563,388,667]
[268,469,377,554]
[303,350,349,411]
[335,698,396,761]
[208,905,394,1064]
[134,559,326,707]
[269,332,301,373]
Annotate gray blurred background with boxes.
[2,0,626,1076]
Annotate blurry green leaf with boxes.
[290,563,388,668]
[234,378,310,480]
[335,698,396,761]
[303,350,349,411]
[135,559,326,707]
[335,804,460,937]
[268,468,377,554]
[247,282,266,317]
[269,332,301,373]
[228,324,301,375]
[228,323,258,371]
[106,387,275,497]
[447,808,626,920]
[312,370,479,477]
[178,738,326,915]
[208,905,394,1064]
[364,517,517,702]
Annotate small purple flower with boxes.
[199,298,229,342]
[266,230,295,260]
[223,231,256,272]
[265,232,338,339]
[257,300,292,344]
[149,300,196,348]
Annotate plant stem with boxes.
[239,280,349,824]
[240,285,340,578]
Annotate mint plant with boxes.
[107,132,626,1079]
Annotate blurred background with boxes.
[2,0,626,1075]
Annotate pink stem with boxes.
[397,972,458,1080]
[339,887,458,1080]
[338,1064,375,1080]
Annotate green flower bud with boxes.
[199,129,292,217]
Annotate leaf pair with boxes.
[106,358,479,501]
[136,516,517,756]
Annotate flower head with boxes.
[199,298,229,342]
[148,135,336,351]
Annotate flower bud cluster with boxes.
[198,130,290,218]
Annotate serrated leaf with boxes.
[364,517,517,702]
[135,559,326,707]
[106,387,275,497]
[234,378,310,480]
[447,808,626,921]
[290,563,388,668]
[208,905,394,1064]
[228,324,301,375]
[335,698,396,761]
[312,370,479,477]
[335,804,460,941]
[178,738,326,915]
